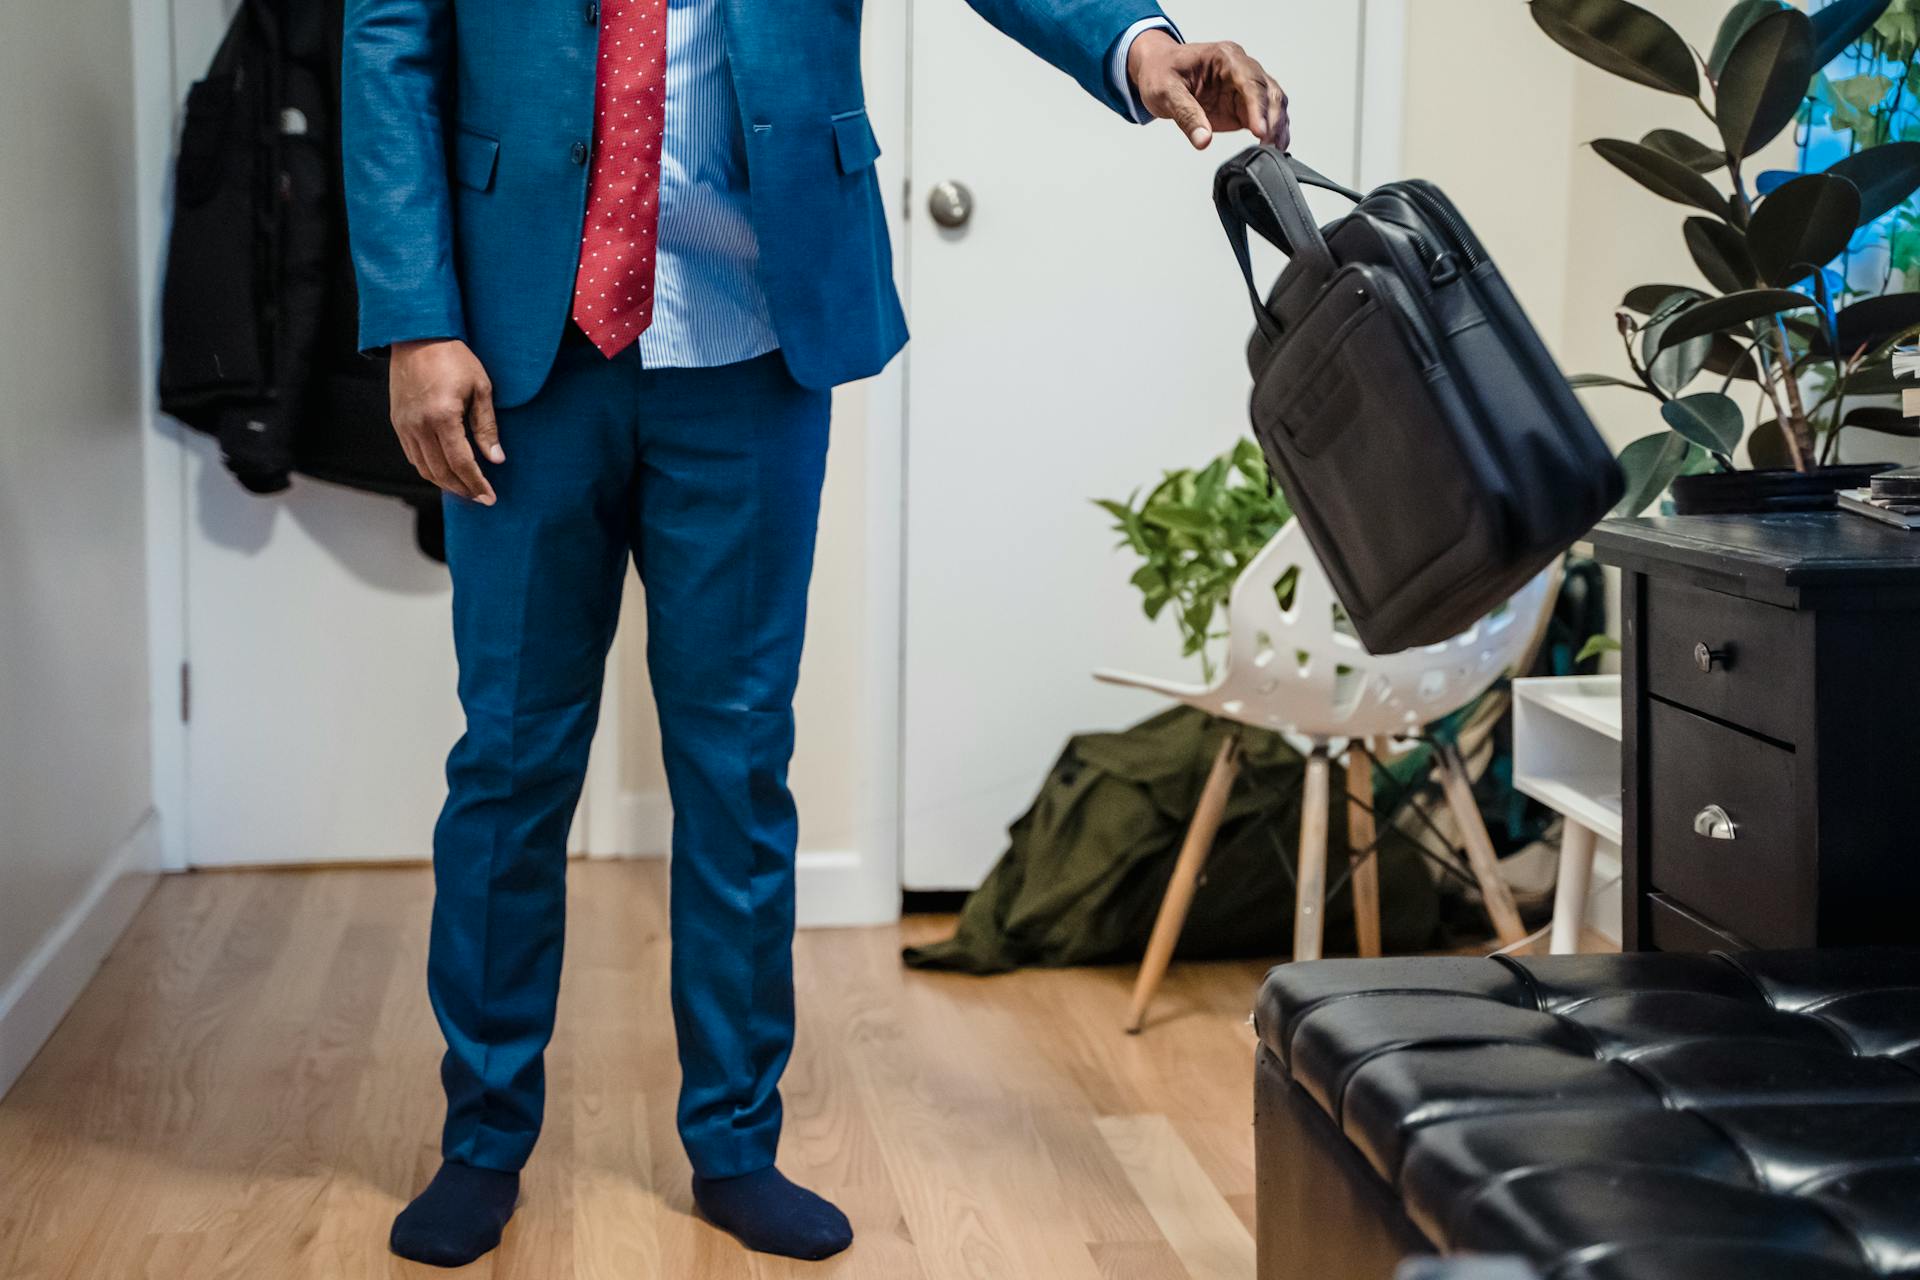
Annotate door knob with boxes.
[1693,641,1729,673]
[1693,804,1737,840]
[928,180,974,229]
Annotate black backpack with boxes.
[1215,148,1621,653]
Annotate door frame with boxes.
[133,0,191,873]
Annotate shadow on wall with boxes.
[187,430,447,596]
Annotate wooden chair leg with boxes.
[1548,820,1598,955]
[1293,745,1332,963]
[1346,738,1382,959]
[1125,734,1242,1033]
[1435,741,1528,948]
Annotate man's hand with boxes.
[1129,31,1288,152]
[389,338,502,505]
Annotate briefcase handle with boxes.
[1214,148,1362,339]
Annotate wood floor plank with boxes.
[1097,1115,1257,1280]
[0,863,1278,1279]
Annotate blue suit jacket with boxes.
[343,0,1166,406]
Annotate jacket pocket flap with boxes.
[831,110,881,174]
[453,128,500,192]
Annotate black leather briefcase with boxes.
[1216,148,1621,654]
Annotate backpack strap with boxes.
[1213,148,1362,338]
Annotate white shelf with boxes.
[1513,675,1623,741]
[1513,771,1623,846]
[1512,675,1625,847]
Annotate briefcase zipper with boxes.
[1391,180,1487,270]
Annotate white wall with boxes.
[1403,0,1801,456]
[0,0,161,1094]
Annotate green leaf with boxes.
[1827,142,1920,226]
[1653,289,1818,353]
[1529,0,1700,97]
[1703,334,1762,381]
[1842,406,1920,436]
[1624,283,1702,314]
[1661,392,1746,454]
[1683,217,1759,292]
[1835,292,1920,356]
[1614,432,1702,516]
[1717,7,1816,159]
[1643,288,1714,394]
[1576,633,1623,662]
[1641,129,1727,174]
[1142,506,1213,535]
[1591,139,1731,217]
[1811,0,1894,68]
[1747,173,1862,286]
[1568,372,1650,391]
[1828,73,1895,112]
[1846,362,1906,396]
[1710,0,1791,75]
[1746,419,1795,468]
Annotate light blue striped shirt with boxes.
[637,0,1172,368]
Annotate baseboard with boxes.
[796,848,898,928]
[590,789,897,928]
[583,788,674,860]
[0,809,163,1100]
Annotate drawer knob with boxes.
[1693,804,1738,840]
[1693,642,1730,673]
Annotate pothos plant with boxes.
[1096,438,1294,680]
[1805,0,1920,293]
[1533,0,1920,514]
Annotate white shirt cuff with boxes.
[1109,17,1181,124]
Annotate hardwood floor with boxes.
[0,862,1276,1280]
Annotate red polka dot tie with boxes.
[571,0,668,358]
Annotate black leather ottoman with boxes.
[1253,949,1920,1280]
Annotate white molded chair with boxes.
[1098,520,1557,1033]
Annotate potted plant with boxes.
[1095,438,1293,679]
[1535,0,1920,514]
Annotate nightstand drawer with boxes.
[1647,893,1751,953]
[1647,700,1806,949]
[1643,578,1806,744]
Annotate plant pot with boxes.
[1668,463,1893,516]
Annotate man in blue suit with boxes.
[343,0,1285,1264]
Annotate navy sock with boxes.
[389,1161,520,1268]
[692,1167,853,1261]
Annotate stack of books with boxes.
[1842,348,1920,528]
[1840,469,1920,529]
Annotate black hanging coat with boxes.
[158,0,443,560]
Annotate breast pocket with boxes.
[452,126,500,192]
[830,109,880,174]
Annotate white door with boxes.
[163,0,468,867]
[900,1,1401,887]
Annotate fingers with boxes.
[1234,69,1269,144]
[1160,77,1213,150]
[438,415,496,506]
[469,381,504,465]
[1268,76,1291,151]
[387,340,503,505]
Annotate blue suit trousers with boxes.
[430,339,830,1178]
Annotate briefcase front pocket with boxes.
[1250,266,1475,620]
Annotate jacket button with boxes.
[584,2,598,23]
[570,140,589,166]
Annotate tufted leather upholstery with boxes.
[1255,949,1920,1279]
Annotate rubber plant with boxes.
[1534,0,1920,514]
[1096,438,1293,679]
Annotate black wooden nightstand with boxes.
[1590,513,1920,952]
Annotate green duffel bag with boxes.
[904,704,1441,975]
